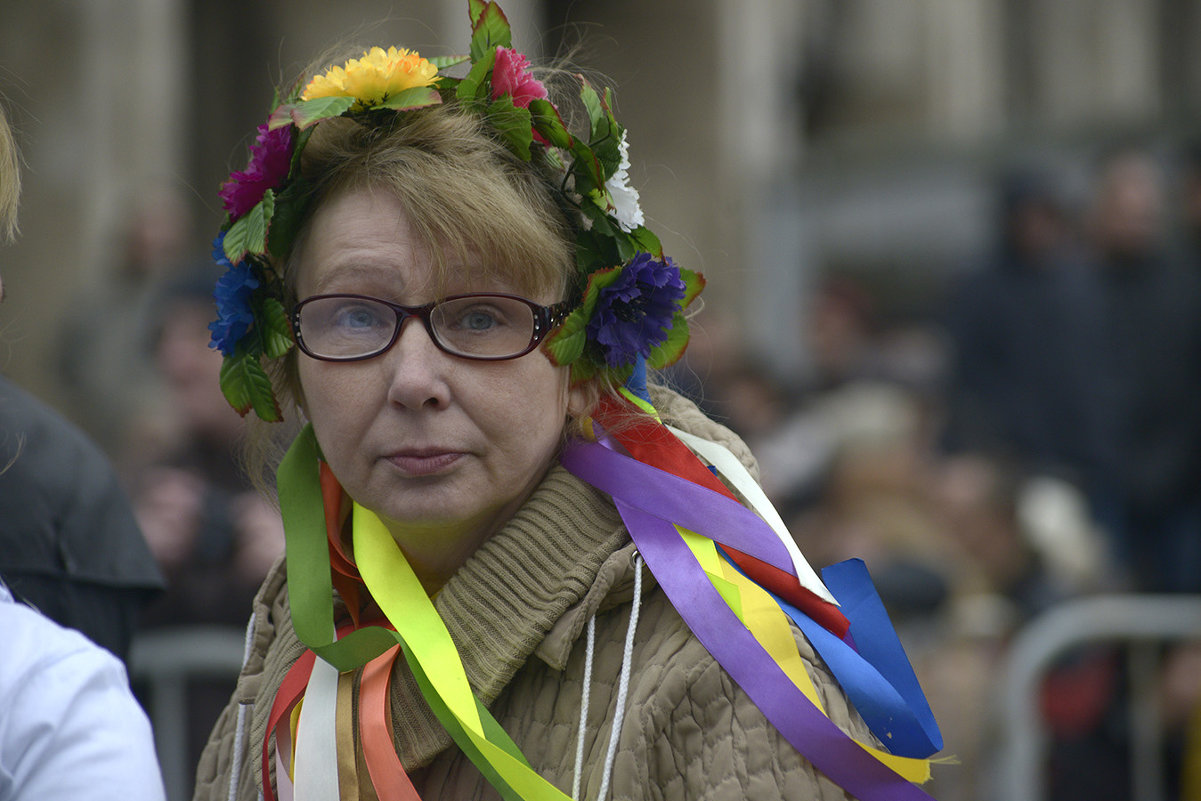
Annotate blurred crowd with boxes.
[668,141,1201,801]
[18,139,1201,800]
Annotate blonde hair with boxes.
[240,98,610,491]
[0,104,19,243]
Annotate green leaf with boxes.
[487,96,534,159]
[219,354,252,416]
[281,96,357,129]
[528,99,573,149]
[606,363,634,387]
[378,86,443,112]
[258,297,295,359]
[569,143,605,195]
[582,195,616,237]
[679,267,706,309]
[219,351,281,421]
[267,178,311,261]
[575,227,621,276]
[468,0,487,28]
[646,311,691,370]
[456,46,498,103]
[223,190,275,263]
[267,105,293,131]
[592,131,622,180]
[584,86,622,178]
[429,54,471,70]
[614,229,636,263]
[289,127,313,172]
[567,355,599,386]
[542,308,588,366]
[578,79,605,139]
[629,225,663,259]
[469,1,512,62]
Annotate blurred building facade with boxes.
[2,0,1200,416]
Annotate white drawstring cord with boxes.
[228,611,257,801]
[597,552,643,801]
[571,615,598,800]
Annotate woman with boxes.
[194,5,941,800]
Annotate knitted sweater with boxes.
[192,392,869,801]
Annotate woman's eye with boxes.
[449,305,507,333]
[333,304,386,329]
[461,310,498,331]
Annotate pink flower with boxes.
[218,122,294,221]
[490,46,547,108]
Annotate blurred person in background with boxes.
[923,453,1104,801]
[0,104,163,671]
[55,183,194,461]
[1080,146,1201,594]
[804,276,885,393]
[735,277,894,523]
[129,264,285,791]
[1174,138,1201,271]
[941,166,1102,498]
[0,99,166,801]
[788,381,952,625]
[131,264,285,624]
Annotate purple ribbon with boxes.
[561,438,937,801]
[560,438,797,576]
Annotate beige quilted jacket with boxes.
[192,392,870,801]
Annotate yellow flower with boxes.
[301,47,438,109]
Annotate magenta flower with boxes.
[491,46,547,108]
[218,122,294,221]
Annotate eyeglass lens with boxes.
[296,295,541,360]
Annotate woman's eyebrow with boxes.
[310,263,407,294]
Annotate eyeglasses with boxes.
[291,293,571,362]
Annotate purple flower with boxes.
[218,122,294,220]
[587,253,686,368]
[209,233,260,355]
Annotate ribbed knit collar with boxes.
[388,461,629,767]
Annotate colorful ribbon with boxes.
[665,421,941,757]
[274,416,940,801]
[560,433,940,799]
[595,397,851,637]
[277,425,573,801]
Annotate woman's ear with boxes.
[565,371,597,421]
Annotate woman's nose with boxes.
[383,316,453,410]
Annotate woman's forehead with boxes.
[294,185,563,298]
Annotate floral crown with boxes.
[209,0,704,421]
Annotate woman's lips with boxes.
[386,450,464,476]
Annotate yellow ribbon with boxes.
[351,504,573,801]
[679,528,932,783]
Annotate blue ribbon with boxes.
[623,354,651,404]
[748,553,942,758]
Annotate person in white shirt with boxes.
[0,578,167,801]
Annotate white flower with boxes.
[605,131,644,233]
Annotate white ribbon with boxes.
[667,425,837,606]
[292,656,341,801]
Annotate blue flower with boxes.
[209,237,260,356]
[212,232,232,268]
[587,252,686,368]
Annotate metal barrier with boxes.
[997,595,1201,801]
[130,626,247,801]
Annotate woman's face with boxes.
[294,187,578,557]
